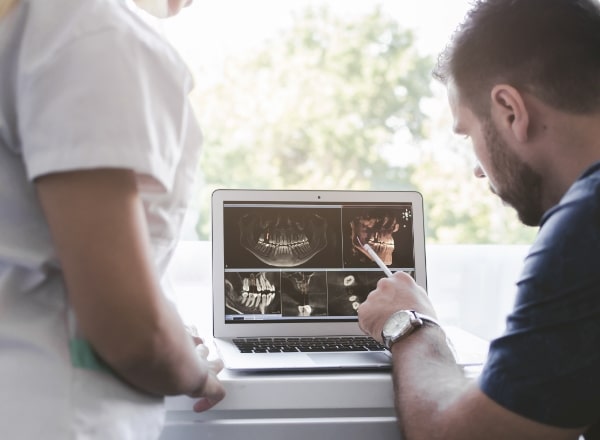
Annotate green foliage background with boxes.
[189,6,537,244]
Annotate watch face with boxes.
[383,311,412,337]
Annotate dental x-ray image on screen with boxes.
[225,271,281,316]
[221,201,416,322]
[224,207,340,269]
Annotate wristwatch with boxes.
[381,310,441,350]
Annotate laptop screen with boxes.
[221,199,417,324]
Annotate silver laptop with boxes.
[211,189,427,371]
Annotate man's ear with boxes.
[490,84,529,143]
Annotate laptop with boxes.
[211,189,427,371]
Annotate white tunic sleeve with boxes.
[18,6,199,194]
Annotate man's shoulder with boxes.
[565,161,600,201]
[539,162,600,231]
[519,163,600,295]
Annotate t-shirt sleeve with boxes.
[18,24,195,193]
[479,181,600,428]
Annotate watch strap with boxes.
[412,311,441,328]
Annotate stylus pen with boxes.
[356,236,394,277]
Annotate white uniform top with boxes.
[0,0,202,438]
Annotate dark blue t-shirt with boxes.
[479,162,600,437]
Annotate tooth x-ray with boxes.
[326,271,384,316]
[224,207,340,269]
[281,271,328,317]
[238,210,329,267]
[225,272,281,316]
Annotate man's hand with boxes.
[357,271,436,342]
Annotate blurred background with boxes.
[158,0,537,340]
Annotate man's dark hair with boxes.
[433,0,600,116]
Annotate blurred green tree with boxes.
[192,6,431,237]
[190,5,537,244]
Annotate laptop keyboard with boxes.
[232,336,386,353]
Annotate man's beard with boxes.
[483,119,544,227]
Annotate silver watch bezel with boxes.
[381,310,440,350]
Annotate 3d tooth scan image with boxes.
[225,272,281,315]
[343,206,415,269]
[224,207,341,269]
[326,271,383,316]
[281,271,328,317]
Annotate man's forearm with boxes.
[390,325,471,440]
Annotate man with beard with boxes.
[358,0,600,439]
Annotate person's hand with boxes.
[184,324,204,346]
[188,341,226,412]
[357,271,436,343]
[184,325,226,412]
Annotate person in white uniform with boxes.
[0,0,225,438]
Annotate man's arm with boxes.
[358,272,587,440]
[35,168,225,408]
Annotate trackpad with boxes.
[307,352,391,368]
